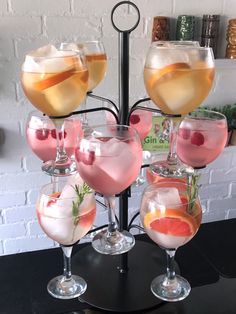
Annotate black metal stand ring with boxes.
[111,1,140,33]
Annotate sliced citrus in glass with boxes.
[148,62,190,88]
[144,207,198,237]
[34,67,76,91]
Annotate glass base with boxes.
[151,274,191,302]
[92,229,135,255]
[150,159,194,179]
[42,159,77,177]
[47,275,87,299]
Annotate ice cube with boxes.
[156,187,182,207]
[96,139,137,186]
[57,173,95,214]
[60,42,79,51]
[29,44,58,58]
[149,48,189,69]
[28,113,54,130]
[22,44,76,73]
[39,214,75,245]
[155,71,196,112]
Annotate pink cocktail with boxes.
[176,109,227,168]
[75,124,143,255]
[140,180,202,302]
[36,174,96,299]
[26,111,83,162]
[106,108,152,141]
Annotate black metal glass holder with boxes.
[67,2,172,312]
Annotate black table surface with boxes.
[1,219,236,314]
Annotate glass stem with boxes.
[81,97,89,127]
[61,245,73,281]
[52,118,68,163]
[105,196,117,235]
[167,116,183,166]
[166,249,176,281]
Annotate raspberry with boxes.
[191,132,205,146]
[51,129,67,140]
[178,128,190,140]
[35,128,49,140]
[76,149,95,165]
[130,114,140,125]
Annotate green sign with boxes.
[142,116,170,152]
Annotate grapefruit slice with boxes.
[149,62,190,88]
[34,67,76,91]
[144,208,197,237]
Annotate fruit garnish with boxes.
[72,183,93,225]
[51,129,67,140]
[191,132,204,146]
[76,149,95,165]
[144,208,197,237]
[160,62,190,77]
[33,67,75,91]
[178,128,190,140]
[149,62,190,88]
[130,114,141,125]
[47,191,61,207]
[35,128,49,140]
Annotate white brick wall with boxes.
[0,0,236,255]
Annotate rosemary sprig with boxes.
[72,183,92,225]
[187,173,200,214]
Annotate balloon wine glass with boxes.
[140,180,202,301]
[21,44,88,176]
[75,124,143,255]
[61,41,108,126]
[81,40,108,126]
[37,175,96,299]
[176,108,228,170]
[144,41,215,178]
[26,110,83,163]
[105,103,153,186]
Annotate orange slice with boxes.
[144,207,197,237]
[34,67,76,91]
[149,62,190,88]
[50,192,61,198]
[47,191,61,207]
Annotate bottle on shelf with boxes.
[176,15,195,41]
[201,14,220,58]
[152,16,170,42]
[226,18,236,59]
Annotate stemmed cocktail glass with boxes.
[140,180,202,301]
[144,41,215,178]
[81,40,108,126]
[21,44,88,176]
[37,175,96,299]
[61,41,108,126]
[82,40,107,93]
[75,124,143,255]
[26,110,83,163]
[105,103,153,185]
[176,108,228,169]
